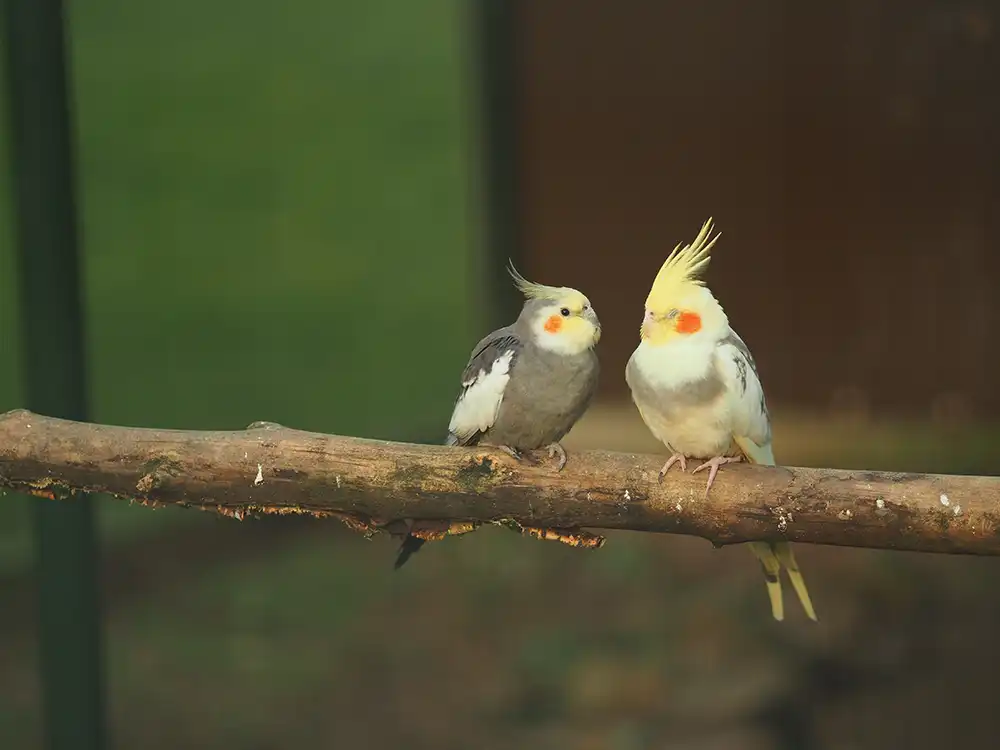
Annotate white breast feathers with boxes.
[628,337,735,457]
[632,337,717,390]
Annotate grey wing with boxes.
[445,327,523,446]
[718,329,773,450]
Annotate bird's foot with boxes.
[691,455,743,496]
[545,442,568,472]
[657,452,688,483]
[495,444,524,462]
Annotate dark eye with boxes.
[667,309,679,319]
[560,307,571,317]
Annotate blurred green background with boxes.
[5,1,1000,749]
[2,0,481,744]
[1,0,476,564]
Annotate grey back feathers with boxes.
[720,330,772,446]
[723,330,759,398]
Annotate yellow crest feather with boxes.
[645,218,720,311]
[507,262,572,302]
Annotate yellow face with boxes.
[535,291,601,353]
[641,307,702,346]
[640,287,709,346]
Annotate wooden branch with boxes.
[2,408,999,556]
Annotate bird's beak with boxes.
[641,309,659,339]
[584,307,601,341]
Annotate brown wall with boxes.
[513,0,1000,419]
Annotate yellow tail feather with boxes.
[748,541,784,621]
[773,542,817,621]
[733,435,818,622]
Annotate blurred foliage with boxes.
[0,5,26,569]
[0,0,474,571]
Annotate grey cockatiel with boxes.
[625,218,817,622]
[394,266,601,569]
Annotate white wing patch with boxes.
[717,332,773,453]
[447,349,516,441]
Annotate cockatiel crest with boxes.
[640,218,727,347]
[508,263,587,307]
[645,217,719,310]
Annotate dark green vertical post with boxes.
[468,0,523,329]
[2,0,105,748]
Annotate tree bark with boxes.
[2,408,999,555]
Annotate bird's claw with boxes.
[545,442,568,472]
[690,455,742,496]
[496,443,566,471]
[496,445,523,462]
[657,452,688,483]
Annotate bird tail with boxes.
[397,431,462,569]
[773,541,817,621]
[394,535,426,571]
[733,435,818,622]
[748,542,784,621]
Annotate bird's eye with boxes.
[560,307,571,317]
[667,309,679,319]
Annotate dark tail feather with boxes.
[394,432,455,570]
[394,535,426,570]
[398,429,473,568]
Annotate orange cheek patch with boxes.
[675,311,702,334]
[544,315,563,333]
